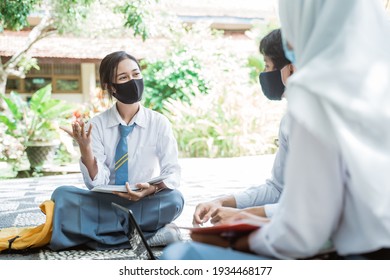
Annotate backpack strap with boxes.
[8,236,20,250]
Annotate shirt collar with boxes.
[107,103,147,128]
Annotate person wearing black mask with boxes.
[51,51,184,251]
[166,0,390,260]
[192,29,295,227]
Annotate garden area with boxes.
[0,0,287,179]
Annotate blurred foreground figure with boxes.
[162,0,390,260]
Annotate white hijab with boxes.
[279,0,390,193]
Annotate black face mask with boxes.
[112,79,144,104]
[259,70,285,101]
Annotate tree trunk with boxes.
[0,15,55,98]
[0,68,6,95]
[0,69,7,111]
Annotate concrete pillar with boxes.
[81,63,96,103]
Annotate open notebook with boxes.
[92,174,171,193]
[112,202,157,260]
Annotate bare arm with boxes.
[210,205,267,225]
[192,195,237,225]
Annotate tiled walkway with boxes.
[0,155,275,259]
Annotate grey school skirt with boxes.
[49,185,184,251]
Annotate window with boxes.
[5,62,82,94]
[5,79,20,91]
[56,79,80,91]
[25,77,52,92]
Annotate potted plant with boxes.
[0,84,73,170]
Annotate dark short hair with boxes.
[99,51,141,98]
[259,29,290,70]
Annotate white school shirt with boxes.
[79,104,181,190]
[249,116,390,259]
[233,114,290,218]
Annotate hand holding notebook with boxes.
[91,173,170,193]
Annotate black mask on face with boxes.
[259,70,285,101]
[112,79,144,104]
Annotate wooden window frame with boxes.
[5,62,82,94]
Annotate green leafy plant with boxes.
[247,55,265,84]
[166,86,285,158]
[0,84,74,170]
[0,84,73,145]
[155,22,286,158]
[142,50,210,114]
[115,0,158,41]
[0,0,40,31]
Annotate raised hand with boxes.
[61,120,92,149]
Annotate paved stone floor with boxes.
[0,155,274,259]
[176,155,274,227]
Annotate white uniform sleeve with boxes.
[264,203,279,218]
[79,120,111,190]
[156,116,181,189]
[234,114,289,208]
[249,117,344,259]
[233,182,281,209]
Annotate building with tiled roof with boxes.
[0,0,277,103]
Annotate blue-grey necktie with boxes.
[115,123,135,185]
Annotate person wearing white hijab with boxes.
[161,0,390,260]
[257,0,390,259]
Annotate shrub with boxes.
[142,21,287,158]
[166,84,286,158]
[142,50,210,114]
[0,84,73,145]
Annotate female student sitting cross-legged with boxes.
[50,51,184,251]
